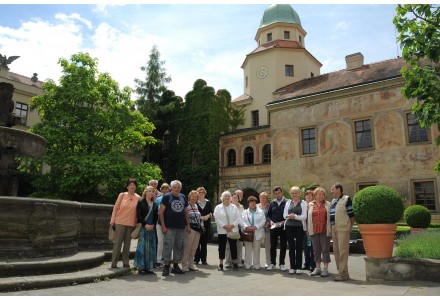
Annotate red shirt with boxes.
[312,202,328,234]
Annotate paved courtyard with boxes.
[2,244,440,296]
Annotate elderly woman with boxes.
[308,187,332,277]
[213,191,241,271]
[134,186,159,274]
[303,189,316,272]
[182,190,203,272]
[283,186,307,275]
[110,178,141,268]
[226,192,245,268]
[242,196,266,270]
[257,191,271,268]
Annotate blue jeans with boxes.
[303,235,316,269]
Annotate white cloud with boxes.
[55,13,93,30]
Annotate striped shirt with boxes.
[329,195,354,225]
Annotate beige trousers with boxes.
[111,224,134,266]
[331,225,350,276]
[182,228,201,270]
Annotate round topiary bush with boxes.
[353,185,404,224]
[404,205,431,228]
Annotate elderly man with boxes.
[330,183,355,281]
[159,180,190,276]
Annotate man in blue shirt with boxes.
[159,180,190,276]
[266,186,288,271]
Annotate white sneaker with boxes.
[320,268,329,277]
[266,264,274,271]
[311,268,322,276]
[295,269,302,275]
[264,264,268,268]
[289,269,295,274]
[279,265,287,271]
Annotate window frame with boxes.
[262,144,271,164]
[226,148,236,167]
[405,112,430,145]
[300,126,317,156]
[352,118,374,151]
[267,33,272,42]
[15,102,28,126]
[285,65,294,77]
[411,179,438,212]
[356,182,378,191]
[251,110,259,127]
[284,31,290,40]
[243,146,255,165]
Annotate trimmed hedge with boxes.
[404,205,432,228]
[353,185,404,224]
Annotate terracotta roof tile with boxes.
[271,57,405,103]
[232,93,252,103]
[4,71,43,88]
[248,40,304,56]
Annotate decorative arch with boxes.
[243,145,255,165]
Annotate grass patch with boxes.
[394,231,440,259]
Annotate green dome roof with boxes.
[259,4,301,28]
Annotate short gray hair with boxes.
[170,180,182,188]
[220,190,231,202]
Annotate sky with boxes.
[0,3,402,101]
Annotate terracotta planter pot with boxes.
[358,223,397,258]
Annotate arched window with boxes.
[227,149,236,167]
[244,146,254,165]
[192,150,202,166]
[262,144,271,163]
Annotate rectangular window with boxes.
[285,65,294,77]
[267,33,272,42]
[301,127,316,155]
[15,102,28,126]
[413,181,437,211]
[355,119,373,149]
[284,31,290,39]
[407,113,429,143]
[251,110,259,127]
[357,182,377,191]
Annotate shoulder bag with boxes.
[189,205,206,235]
[224,205,240,240]
[240,210,255,243]
[131,202,153,239]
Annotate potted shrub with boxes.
[353,185,404,258]
[404,205,431,234]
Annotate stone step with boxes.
[0,261,132,293]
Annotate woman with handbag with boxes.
[242,196,266,270]
[109,178,141,269]
[213,191,241,271]
[182,190,203,272]
[134,186,159,275]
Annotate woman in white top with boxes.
[242,196,266,270]
[283,186,307,274]
[226,192,245,268]
[257,191,271,268]
[213,191,241,271]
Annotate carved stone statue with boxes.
[0,82,20,127]
[0,54,20,70]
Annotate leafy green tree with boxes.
[28,52,161,203]
[393,4,440,170]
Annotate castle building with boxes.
[219,4,439,222]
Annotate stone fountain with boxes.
[0,60,113,260]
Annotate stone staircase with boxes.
[0,249,134,292]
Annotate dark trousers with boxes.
[303,235,316,269]
[194,227,209,263]
[285,226,305,270]
[270,226,287,266]
[218,234,237,260]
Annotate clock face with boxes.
[257,66,268,79]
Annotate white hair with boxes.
[149,179,158,185]
[170,180,182,188]
[220,190,232,202]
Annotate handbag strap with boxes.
[223,205,231,225]
[190,204,203,226]
[144,201,153,223]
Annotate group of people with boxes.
[109,178,213,276]
[110,179,354,282]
